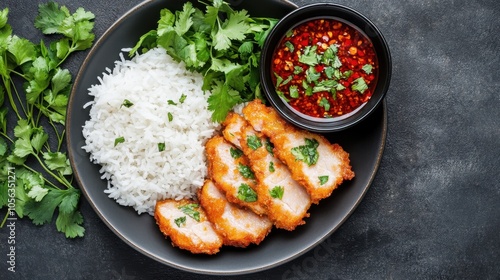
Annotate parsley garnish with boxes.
[299,45,319,66]
[362,64,373,74]
[230,147,243,159]
[246,134,262,150]
[179,94,187,104]
[319,97,330,111]
[319,175,329,185]
[167,112,173,122]
[157,142,165,152]
[130,1,278,122]
[114,137,125,147]
[178,203,200,222]
[269,161,275,172]
[352,77,368,94]
[238,163,255,179]
[291,138,319,166]
[269,186,284,199]
[289,85,299,98]
[237,183,257,202]
[121,99,134,108]
[265,138,274,155]
[174,216,186,227]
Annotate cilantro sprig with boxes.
[0,2,95,238]
[130,0,278,122]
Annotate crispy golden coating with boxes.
[205,135,267,215]
[198,180,272,247]
[154,199,222,254]
[222,113,311,230]
[242,100,355,203]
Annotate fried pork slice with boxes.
[154,199,223,254]
[198,180,272,247]
[242,100,355,203]
[222,113,311,230]
[222,112,246,149]
[205,135,267,215]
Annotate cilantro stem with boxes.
[21,164,62,190]
[32,153,72,189]
[0,131,13,143]
[0,210,9,228]
[2,75,22,119]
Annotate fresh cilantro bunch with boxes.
[0,2,95,238]
[130,0,278,122]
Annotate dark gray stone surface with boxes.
[1,0,499,279]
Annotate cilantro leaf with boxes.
[213,10,250,50]
[291,138,320,166]
[174,2,195,36]
[238,163,255,179]
[237,183,257,202]
[362,64,373,74]
[7,35,36,66]
[34,1,69,34]
[43,152,72,175]
[207,81,243,122]
[56,210,84,238]
[230,147,243,159]
[27,185,49,202]
[246,134,262,150]
[178,203,200,222]
[269,186,284,199]
[352,77,368,94]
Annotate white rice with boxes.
[82,47,219,215]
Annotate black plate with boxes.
[67,0,387,275]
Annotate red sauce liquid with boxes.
[271,19,377,118]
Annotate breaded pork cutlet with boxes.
[242,100,355,203]
[154,199,222,254]
[198,180,272,247]
[222,113,311,230]
[205,135,267,215]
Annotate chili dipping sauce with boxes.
[271,18,378,119]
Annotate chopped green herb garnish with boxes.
[158,142,165,152]
[167,100,177,105]
[114,137,125,147]
[306,66,321,83]
[299,45,319,66]
[265,138,274,156]
[178,203,200,222]
[319,97,330,111]
[293,66,303,74]
[289,85,299,98]
[179,94,187,104]
[168,112,173,122]
[174,216,186,227]
[121,99,134,108]
[246,134,262,150]
[269,186,284,199]
[269,161,275,172]
[285,41,294,52]
[319,175,329,185]
[351,77,368,94]
[362,64,373,74]
[230,147,243,159]
[238,163,255,179]
[291,138,319,166]
[237,183,257,202]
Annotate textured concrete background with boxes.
[1,0,499,279]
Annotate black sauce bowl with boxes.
[260,3,391,132]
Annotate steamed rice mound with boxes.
[82,47,218,215]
